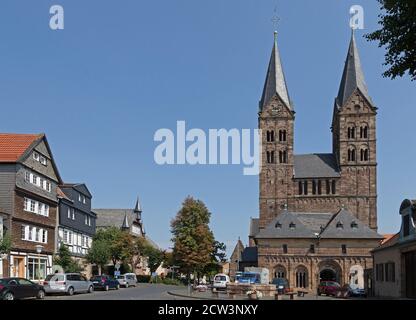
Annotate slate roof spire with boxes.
[259,31,291,111]
[121,212,130,230]
[337,30,373,108]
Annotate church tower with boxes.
[332,31,378,229]
[258,31,295,229]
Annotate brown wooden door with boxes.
[404,250,416,299]
[12,257,25,278]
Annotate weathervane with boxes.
[271,5,280,32]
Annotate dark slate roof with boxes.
[249,218,259,237]
[320,209,383,239]
[94,209,137,228]
[259,32,291,111]
[294,154,340,179]
[256,211,333,239]
[255,209,383,240]
[241,247,258,263]
[337,31,373,108]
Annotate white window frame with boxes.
[33,152,39,161]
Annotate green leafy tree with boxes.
[93,227,123,266]
[0,232,11,255]
[366,0,416,80]
[171,196,215,283]
[86,238,110,275]
[142,243,165,273]
[54,244,82,273]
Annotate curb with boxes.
[167,291,216,300]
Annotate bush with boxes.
[161,278,184,286]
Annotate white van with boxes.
[212,273,230,292]
[116,273,137,288]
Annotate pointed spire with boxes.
[259,31,291,111]
[134,196,142,213]
[337,30,373,108]
[121,212,130,230]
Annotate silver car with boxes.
[43,273,94,296]
[116,273,137,288]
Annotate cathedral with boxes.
[231,30,384,293]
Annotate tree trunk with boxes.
[98,265,102,275]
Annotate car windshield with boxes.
[116,276,125,279]
[215,276,226,281]
[45,274,64,281]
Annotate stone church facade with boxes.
[241,30,384,293]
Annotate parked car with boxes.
[0,278,45,300]
[334,284,353,298]
[317,281,341,296]
[43,273,94,296]
[90,275,120,291]
[116,273,137,288]
[212,274,230,292]
[350,287,367,297]
[235,272,261,284]
[271,278,290,294]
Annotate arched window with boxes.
[348,148,356,162]
[347,126,355,139]
[295,267,308,288]
[279,130,287,142]
[266,151,275,164]
[360,125,368,139]
[360,148,369,161]
[275,266,286,279]
[279,150,287,163]
[267,130,275,142]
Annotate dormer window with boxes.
[275,221,282,229]
[289,222,296,230]
[33,152,39,161]
[39,156,47,166]
[336,221,344,229]
[351,221,358,229]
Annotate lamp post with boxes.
[35,245,44,283]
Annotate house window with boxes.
[385,262,395,282]
[341,244,347,254]
[63,230,68,243]
[298,181,303,195]
[78,194,82,202]
[376,264,384,282]
[289,222,296,229]
[27,258,47,281]
[39,156,47,166]
[317,180,322,195]
[336,221,343,229]
[83,196,86,204]
[326,180,330,194]
[72,209,75,220]
[67,208,71,219]
[312,180,317,195]
[303,181,308,195]
[296,267,308,288]
[25,171,31,183]
[351,221,358,229]
[282,244,288,254]
[33,152,39,161]
[310,244,315,253]
[275,221,282,229]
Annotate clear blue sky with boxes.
[1,1,415,255]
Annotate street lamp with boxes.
[35,245,44,283]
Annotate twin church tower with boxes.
[257,30,378,233]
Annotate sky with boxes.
[0,0,415,256]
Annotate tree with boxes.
[202,241,227,281]
[142,242,165,274]
[171,196,215,283]
[54,244,82,273]
[0,232,11,256]
[86,238,110,275]
[365,0,416,80]
[93,227,123,267]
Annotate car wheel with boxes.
[3,292,14,301]
[67,287,74,296]
[88,286,94,294]
[37,290,45,300]
[104,285,109,291]
[116,284,120,290]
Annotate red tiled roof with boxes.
[0,133,42,162]
[56,187,71,201]
[381,233,396,245]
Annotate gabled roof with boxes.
[372,233,400,252]
[61,183,92,198]
[336,31,373,109]
[256,209,382,240]
[294,154,340,179]
[94,209,138,228]
[320,208,382,239]
[0,133,62,183]
[57,187,72,201]
[259,32,291,111]
[0,133,42,162]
